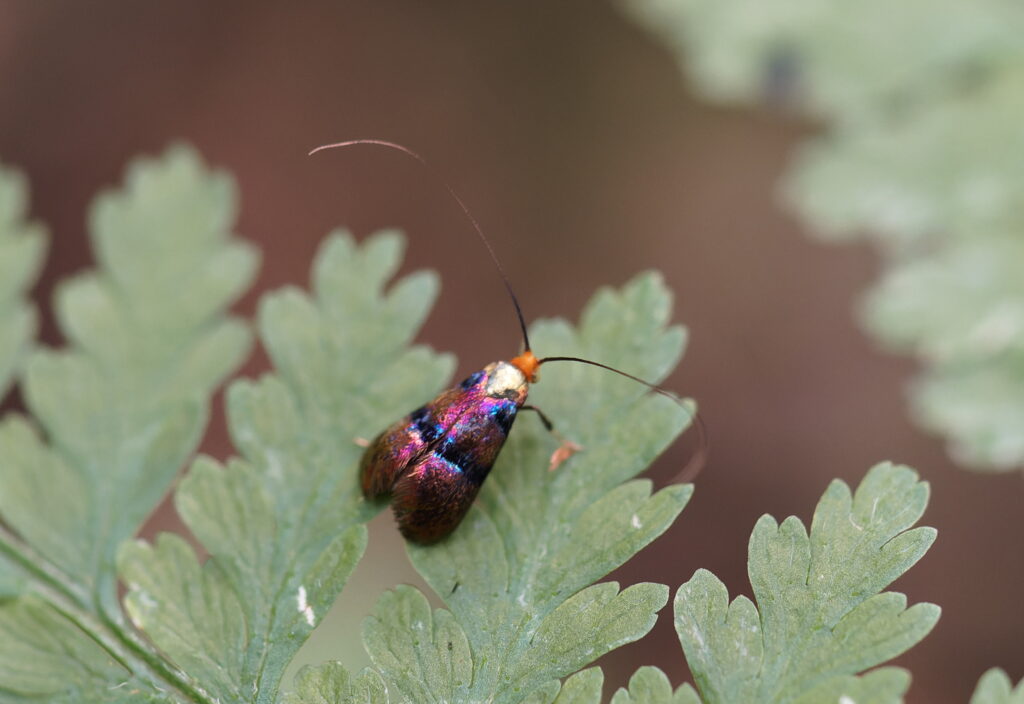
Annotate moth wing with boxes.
[359,363,526,543]
[389,395,520,543]
[389,454,488,544]
[359,386,468,499]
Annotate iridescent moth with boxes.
[311,140,693,544]
[359,352,539,543]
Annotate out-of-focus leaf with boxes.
[971,668,1024,704]
[859,237,1024,469]
[787,76,1024,249]
[624,0,1024,471]
[0,145,256,699]
[0,163,46,398]
[626,0,1024,119]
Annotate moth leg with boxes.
[521,404,583,471]
[353,437,370,448]
[521,404,554,432]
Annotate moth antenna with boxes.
[308,139,532,352]
[674,410,709,483]
[537,355,683,405]
[540,354,708,481]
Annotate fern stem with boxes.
[0,525,217,704]
[0,523,91,608]
[103,610,221,704]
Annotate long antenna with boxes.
[309,140,708,477]
[541,355,709,481]
[676,410,708,483]
[308,139,532,351]
[538,355,683,405]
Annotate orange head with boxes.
[510,349,540,383]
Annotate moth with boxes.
[311,140,696,544]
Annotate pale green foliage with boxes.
[972,668,1024,704]
[627,0,1022,119]
[674,463,937,704]
[0,597,130,698]
[788,74,1024,469]
[862,237,1024,469]
[119,232,452,704]
[537,666,700,704]
[551,669,604,704]
[282,662,387,704]
[0,145,256,701]
[0,144,700,703]
[343,273,695,704]
[0,163,46,397]
[0,145,948,704]
[609,668,699,704]
[786,76,1024,250]
[624,0,1024,470]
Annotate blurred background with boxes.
[1,2,1021,702]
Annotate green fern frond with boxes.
[971,668,1024,704]
[673,463,937,704]
[0,145,256,701]
[282,661,388,704]
[0,144,964,704]
[346,273,695,704]
[610,667,699,704]
[627,0,1023,120]
[623,0,1024,470]
[118,231,453,703]
[0,163,46,398]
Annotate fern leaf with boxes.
[627,0,1021,120]
[282,661,389,704]
[119,232,453,703]
[0,145,256,700]
[610,667,700,704]
[784,78,1024,469]
[674,463,937,704]
[552,668,604,704]
[0,596,130,699]
[971,668,1024,704]
[624,0,1024,470]
[0,163,46,398]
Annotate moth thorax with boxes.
[484,361,529,402]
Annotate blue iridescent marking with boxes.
[490,401,517,435]
[436,442,484,479]
[460,370,485,389]
[411,406,440,443]
[435,448,464,474]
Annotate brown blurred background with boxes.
[1,2,1021,702]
